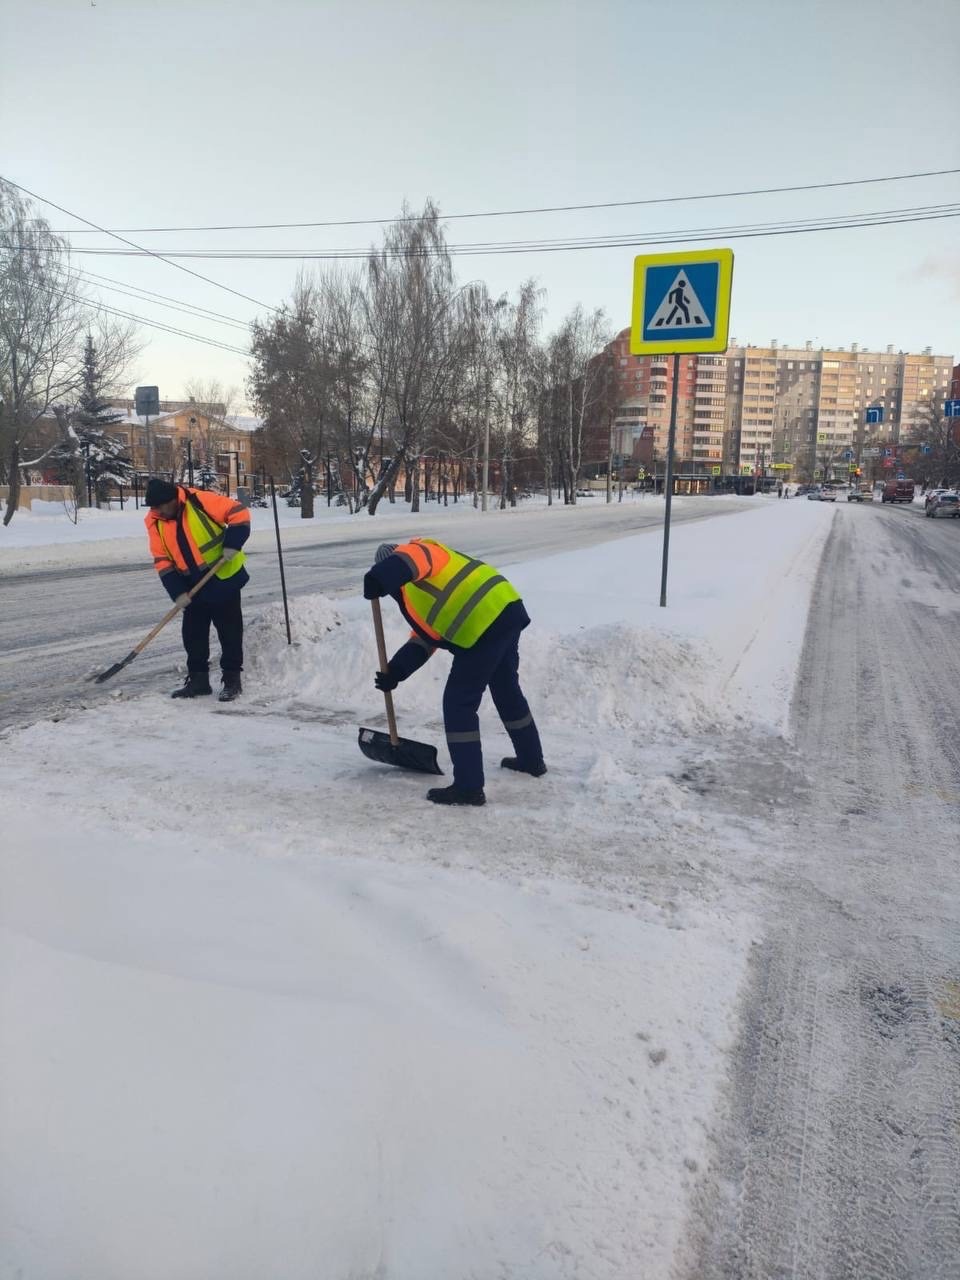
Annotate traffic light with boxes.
[854,467,862,477]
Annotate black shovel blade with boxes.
[358,727,443,775]
[88,652,135,683]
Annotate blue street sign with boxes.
[944,399,960,418]
[896,472,906,480]
[631,249,734,354]
[843,449,854,461]
[865,406,884,424]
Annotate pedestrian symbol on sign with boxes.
[647,271,711,331]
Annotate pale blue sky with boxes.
[2,0,958,406]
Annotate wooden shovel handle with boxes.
[89,557,227,683]
[370,597,399,746]
[136,558,226,656]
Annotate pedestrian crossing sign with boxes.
[630,249,733,354]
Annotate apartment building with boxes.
[609,329,954,481]
[609,330,720,477]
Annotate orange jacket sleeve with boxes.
[145,513,181,580]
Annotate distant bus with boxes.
[881,480,915,503]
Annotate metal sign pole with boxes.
[269,476,292,645]
[660,354,681,608]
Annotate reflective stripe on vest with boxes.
[401,539,520,648]
[186,497,245,579]
[156,498,245,581]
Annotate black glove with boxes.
[375,670,399,693]
[363,570,387,600]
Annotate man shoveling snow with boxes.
[363,538,546,805]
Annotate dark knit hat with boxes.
[375,542,397,563]
[145,478,177,507]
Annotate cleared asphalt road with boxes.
[0,497,756,732]
[689,500,960,1279]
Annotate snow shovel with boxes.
[358,598,442,775]
[87,558,225,684]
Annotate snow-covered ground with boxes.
[0,500,834,1279]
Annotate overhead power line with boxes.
[2,175,279,314]
[37,203,960,260]
[76,267,252,327]
[41,167,960,233]
[74,271,250,331]
[63,291,250,356]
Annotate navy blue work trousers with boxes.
[443,626,543,790]
[182,593,244,675]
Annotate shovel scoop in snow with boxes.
[358,725,442,775]
[358,598,443,776]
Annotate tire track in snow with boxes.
[686,505,960,1280]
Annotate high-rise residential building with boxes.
[608,329,954,482]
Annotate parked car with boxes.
[819,484,838,502]
[924,492,960,519]
[924,488,954,511]
[806,486,822,500]
[882,479,915,503]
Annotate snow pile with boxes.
[245,593,725,740]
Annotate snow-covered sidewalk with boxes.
[1,501,833,1279]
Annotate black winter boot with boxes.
[218,673,243,703]
[171,673,213,699]
[500,756,547,777]
[426,784,486,807]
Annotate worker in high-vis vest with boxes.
[144,478,251,702]
[363,538,546,806]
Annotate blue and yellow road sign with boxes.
[630,249,734,355]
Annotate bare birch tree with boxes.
[1,180,138,524]
[364,203,463,515]
[908,396,960,489]
[494,280,544,508]
[549,305,613,504]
